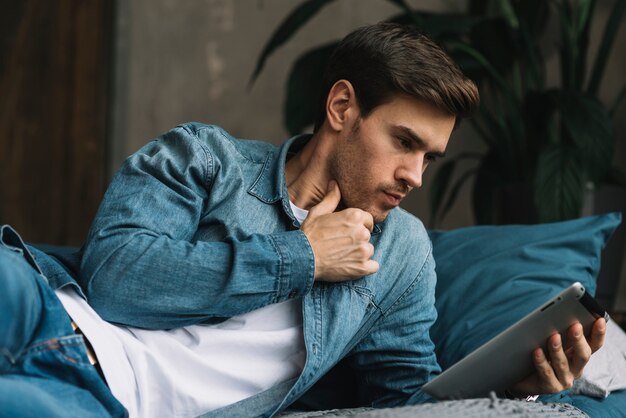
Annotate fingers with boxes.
[529,341,572,394]
[547,333,575,388]
[588,318,607,353]
[531,346,560,392]
[565,323,591,377]
[533,323,596,392]
[516,320,606,396]
[300,182,379,281]
[362,211,374,233]
[364,258,380,275]
[509,347,558,396]
[345,208,374,233]
[308,181,341,218]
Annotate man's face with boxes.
[329,95,455,223]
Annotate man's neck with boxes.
[285,131,334,210]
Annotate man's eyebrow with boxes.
[394,125,446,158]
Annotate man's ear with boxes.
[325,80,359,132]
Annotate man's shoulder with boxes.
[367,208,434,309]
[384,207,429,240]
[375,208,432,265]
[174,122,278,163]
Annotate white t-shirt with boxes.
[55,202,309,417]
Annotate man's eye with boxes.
[425,154,439,163]
[397,137,412,149]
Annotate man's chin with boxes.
[372,209,392,224]
[342,201,392,223]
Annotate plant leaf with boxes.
[576,0,595,34]
[468,0,489,15]
[383,0,422,26]
[446,41,515,97]
[439,168,478,226]
[574,0,595,91]
[249,0,335,88]
[512,0,550,36]
[473,102,521,179]
[387,11,483,39]
[558,2,578,90]
[384,0,413,13]
[429,159,457,226]
[284,43,336,135]
[469,17,517,74]
[429,152,484,226]
[609,84,626,118]
[604,166,626,189]
[587,0,626,96]
[559,0,595,91]
[554,91,613,182]
[534,144,586,222]
[522,89,557,162]
[472,150,503,224]
[513,0,549,90]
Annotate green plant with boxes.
[433,0,626,225]
[251,0,626,225]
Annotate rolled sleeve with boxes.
[269,229,315,300]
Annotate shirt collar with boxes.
[247,133,311,205]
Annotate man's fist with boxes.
[301,181,379,282]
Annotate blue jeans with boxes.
[0,239,127,417]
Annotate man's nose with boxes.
[396,157,424,189]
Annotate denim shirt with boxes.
[74,123,440,416]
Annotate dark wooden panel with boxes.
[0,0,111,246]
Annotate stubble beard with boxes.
[328,138,391,224]
[328,127,412,223]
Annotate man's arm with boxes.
[79,126,315,329]
[344,249,441,407]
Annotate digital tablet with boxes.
[422,282,610,400]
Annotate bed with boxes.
[34,212,626,417]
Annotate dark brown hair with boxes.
[314,22,480,131]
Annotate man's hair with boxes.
[314,22,480,131]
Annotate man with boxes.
[0,22,605,417]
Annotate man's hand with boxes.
[301,181,379,282]
[509,317,607,397]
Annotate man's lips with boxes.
[383,191,405,206]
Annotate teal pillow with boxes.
[428,213,621,371]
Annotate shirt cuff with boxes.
[268,230,315,300]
